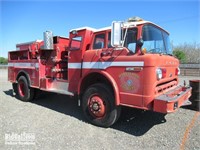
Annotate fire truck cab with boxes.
[8,17,192,127]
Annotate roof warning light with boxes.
[128,16,144,22]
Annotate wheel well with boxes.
[80,73,114,97]
[16,71,30,85]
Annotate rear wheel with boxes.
[82,83,121,127]
[17,76,34,102]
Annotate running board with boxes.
[48,88,74,96]
[49,80,74,96]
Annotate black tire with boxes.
[17,76,34,102]
[82,83,121,127]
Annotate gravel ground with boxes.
[0,69,200,150]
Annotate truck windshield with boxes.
[142,25,172,55]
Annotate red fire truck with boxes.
[8,17,192,127]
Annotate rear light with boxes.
[175,67,180,75]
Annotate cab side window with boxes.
[70,36,82,50]
[93,33,105,49]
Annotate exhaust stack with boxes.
[43,31,53,49]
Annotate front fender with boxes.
[78,70,120,105]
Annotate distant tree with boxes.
[173,50,186,63]
[0,57,8,64]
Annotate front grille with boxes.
[155,80,178,94]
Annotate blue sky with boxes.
[0,0,199,57]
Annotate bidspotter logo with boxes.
[5,132,35,145]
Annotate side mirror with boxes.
[111,21,122,48]
[137,38,144,47]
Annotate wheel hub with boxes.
[88,96,106,118]
[92,102,99,111]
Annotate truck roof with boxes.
[70,20,169,34]
[70,27,96,32]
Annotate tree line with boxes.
[172,42,200,64]
[0,57,8,64]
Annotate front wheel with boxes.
[82,83,121,127]
[17,76,34,102]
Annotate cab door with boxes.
[100,30,144,107]
[68,30,85,92]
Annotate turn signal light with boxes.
[141,48,147,55]
[162,68,167,78]
[175,68,180,75]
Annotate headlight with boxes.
[156,68,163,80]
